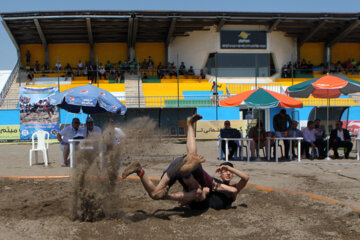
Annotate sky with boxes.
[0,0,359,70]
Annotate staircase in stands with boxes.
[124,73,146,108]
[0,70,26,109]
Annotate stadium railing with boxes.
[0,60,19,105]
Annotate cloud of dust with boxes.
[71,116,164,222]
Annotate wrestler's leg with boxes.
[122,161,169,200]
[180,114,205,176]
[186,113,202,154]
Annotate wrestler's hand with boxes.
[216,165,230,173]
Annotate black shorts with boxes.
[161,155,187,188]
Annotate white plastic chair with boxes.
[29,130,50,166]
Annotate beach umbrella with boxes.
[286,74,360,159]
[220,88,303,160]
[286,74,360,98]
[220,87,303,108]
[49,84,127,115]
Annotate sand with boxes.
[0,139,360,239]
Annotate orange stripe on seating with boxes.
[0,175,358,211]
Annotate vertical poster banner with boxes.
[19,87,60,139]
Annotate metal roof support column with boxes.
[86,18,94,64]
[324,45,331,70]
[268,19,281,33]
[34,19,49,65]
[216,18,226,32]
[127,17,134,60]
[165,18,177,64]
[131,18,138,61]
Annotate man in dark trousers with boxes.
[220,120,241,160]
[330,120,353,159]
[273,109,292,159]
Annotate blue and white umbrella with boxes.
[49,84,126,115]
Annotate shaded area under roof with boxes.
[1,10,360,45]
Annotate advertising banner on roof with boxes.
[220,31,267,49]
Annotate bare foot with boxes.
[121,161,142,178]
[180,153,206,176]
[187,114,202,125]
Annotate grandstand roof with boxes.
[1,10,360,46]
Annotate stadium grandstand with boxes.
[1,10,360,139]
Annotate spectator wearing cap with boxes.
[57,118,84,167]
[83,116,101,138]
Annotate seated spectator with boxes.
[245,110,253,120]
[302,121,326,159]
[55,61,62,71]
[330,120,353,159]
[129,60,137,75]
[168,63,177,77]
[56,118,84,167]
[26,71,34,85]
[307,61,313,70]
[84,65,88,78]
[335,61,343,73]
[248,121,268,160]
[148,56,154,68]
[89,65,96,83]
[179,62,186,75]
[98,64,106,79]
[105,60,112,72]
[345,59,352,74]
[187,66,195,76]
[142,72,148,79]
[65,63,73,80]
[34,61,40,73]
[42,62,49,72]
[281,64,289,78]
[157,62,165,78]
[77,60,83,76]
[117,60,123,70]
[199,69,206,80]
[83,116,101,138]
[26,50,31,66]
[351,59,357,74]
[314,119,326,141]
[286,121,303,158]
[220,120,241,160]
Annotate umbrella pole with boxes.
[256,109,261,161]
[326,95,331,161]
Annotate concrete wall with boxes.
[168,25,297,77]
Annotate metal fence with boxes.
[0,98,19,109]
[226,83,285,95]
[2,94,359,110]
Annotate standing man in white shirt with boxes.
[57,118,84,167]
